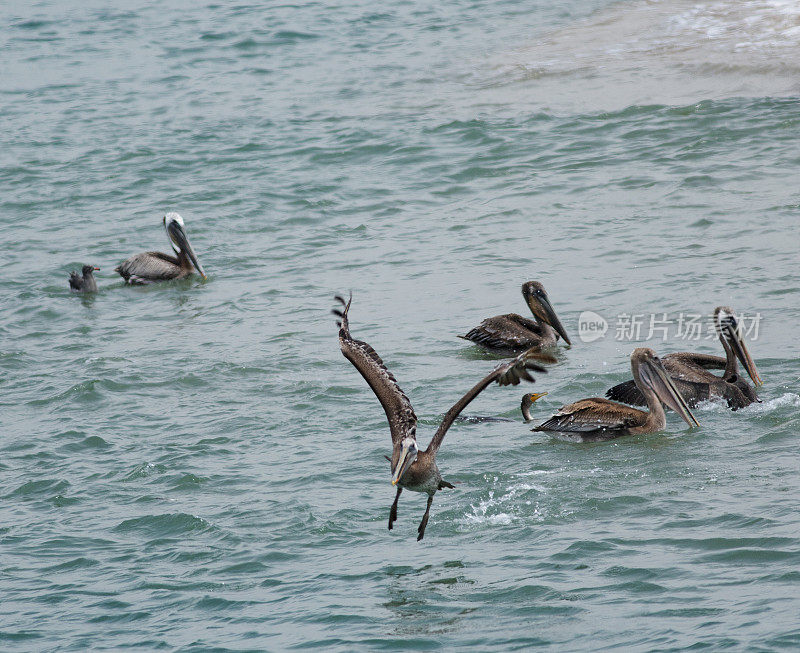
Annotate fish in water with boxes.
[68,265,100,292]
[115,212,206,284]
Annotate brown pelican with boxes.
[334,294,548,540]
[115,213,206,284]
[533,348,699,441]
[521,392,548,423]
[460,281,571,352]
[68,265,99,292]
[606,307,762,410]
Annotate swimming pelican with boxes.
[460,281,571,352]
[533,348,699,441]
[605,307,762,410]
[334,294,548,540]
[68,265,99,292]
[115,213,206,284]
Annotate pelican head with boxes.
[521,281,571,346]
[714,306,762,386]
[631,348,699,428]
[163,212,206,279]
[521,392,547,422]
[391,437,419,486]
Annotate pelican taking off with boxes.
[68,265,99,292]
[115,213,206,284]
[605,307,762,410]
[460,281,571,352]
[334,294,548,540]
[533,348,699,441]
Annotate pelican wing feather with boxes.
[334,295,418,445]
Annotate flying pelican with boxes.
[68,265,99,292]
[533,348,699,441]
[460,281,571,352]
[334,294,549,540]
[115,213,206,284]
[605,307,762,410]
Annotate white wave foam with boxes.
[742,392,800,413]
[670,0,800,51]
[517,468,563,477]
[493,0,800,110]
[460,479,546,526]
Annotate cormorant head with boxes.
[521,391,548,422]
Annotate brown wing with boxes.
[606,351,721,407]
[534,398,646,435]
[461,314,545,350]
[425,348,553,454]
[663,352,725,384]
[115,251,182,284]
[333,295,417,445]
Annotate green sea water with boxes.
[2,0,800,650]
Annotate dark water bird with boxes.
[456,391,548,424]
[521,392,548,423]
[460,281,571,352]
[115,212,206,284]
[334,294,549,541]
[68,265,99,292]
[533,348,699,442]
[606,307,762,410]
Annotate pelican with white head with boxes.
[115,212,207,284]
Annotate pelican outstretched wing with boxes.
[334,294,417,444]
[426,348,554,454]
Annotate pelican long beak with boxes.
[168,221,207,279]
[642,358,700,428]
[391,442,417,486]
[722,320,762,387]
[528,293,571,346]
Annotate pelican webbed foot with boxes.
[389,487,402,530]
[417,495,434,541]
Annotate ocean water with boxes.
[2,0,800,650]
